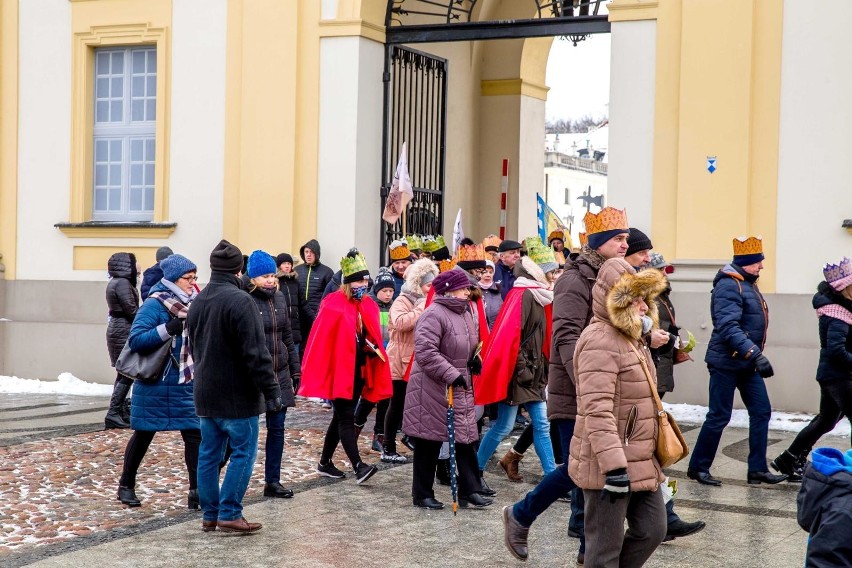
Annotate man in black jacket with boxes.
[140,246,173,300]
[188,239,282,534]
[294,239,334,353]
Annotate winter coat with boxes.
[248,286,300,408]
[390,269,405,301]
[368,291,393,347]
[481,282,503,330]
[105,253,140,366]
[127,282,198,431]
[187,271,281,419]
[295,239,335,331]
[547,253,599,421]
[705,264,769,371]
[652,285,679,393]
[812,282,852,383]
[569,259,667,492]
[277,271,305,345]
[509,291,549,406]
[495,260,516,300]
[403,296,479,444]
[140,263,163,301]
[387,291,425,379]
[797,448,852,568]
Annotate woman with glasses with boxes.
[116,254,201,509]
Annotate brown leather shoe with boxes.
[201,520,217,532]
[499,449,524,482]
[216,517,262,534]
[502,505,529,561]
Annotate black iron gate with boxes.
[379,45,448,266]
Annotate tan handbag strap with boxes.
[625,339,665,415]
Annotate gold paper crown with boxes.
[389,240,412,261]
[524,237,558,268]
[457,244,486,263]
[732,236,763,256]
[340,251,369,278]
[438,258,457,273]
[547,229,565,243]
[405,234,423,251]
[579,232,588,247]
[583,207,628,235]
[482,234,502,251]
[422,235,447,254]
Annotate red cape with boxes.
[475,287,552,405]
[402,285,489,381]
[298,292,393,402]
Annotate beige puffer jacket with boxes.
[386,259,438,380]
[569,258,668,492]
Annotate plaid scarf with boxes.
[149,290,195,384]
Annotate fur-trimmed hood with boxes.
[514,255,550,287]
[401,258,439,295]
[592,257,667,339]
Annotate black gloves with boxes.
[467,356,482,376]
[266,397,284,413]
[754,354,774,378]
[601,468,630,503]
[451,376,467,389]
[165,318,184,336]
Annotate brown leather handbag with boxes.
[660,301,693,365]
[626,341,689,468]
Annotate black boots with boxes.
[188,489,200,509]
[770,450,804,482]
[117,485,141,507]
[105,382,131,429]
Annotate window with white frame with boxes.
[92,47,156,221]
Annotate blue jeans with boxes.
[198,416,259,522]
[264,409,287,483]
[689,367,772,474]
[477,401,555,475]
[512,418,585,553]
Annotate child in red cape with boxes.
[298,250,392,484]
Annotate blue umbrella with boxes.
[447,386,459,515]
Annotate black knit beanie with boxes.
[625,228,653,257]
[210,239,244,273]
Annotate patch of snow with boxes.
[0,372,112,396]
[666,402,850,437]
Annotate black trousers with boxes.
[788,378,852,457]
[120,428,201,490]
[382,380,409,453]
[353,397,390,435]
[320,378,365,467]
[410,436,480,500]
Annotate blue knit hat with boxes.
[373,268,396,294]
[160,254,197,282]
[247,250,277,279]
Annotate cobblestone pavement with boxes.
[0,396,401,566]
[1,393,849,567]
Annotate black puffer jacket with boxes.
[294,239,334,333]
[813,282,852,383]
[105,252,139,365]
[797,449,852,567]
[277,271,305,345]
[652,284,679,393]
[248,285,299,408]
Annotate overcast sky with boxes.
[545,32,611,122]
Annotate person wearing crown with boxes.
[476,237,558,490]
[502,206,630,565]
[770,257,852,481]
[547,229,567,267]
[688,236,787,486]
[482,234,503,264]
[298,249,392,485]
[405,234,423,258]
[387,240,413,300]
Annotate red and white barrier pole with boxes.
[500,159,508,240]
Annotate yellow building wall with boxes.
[641,0,783,291]
[0,0,18,279]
